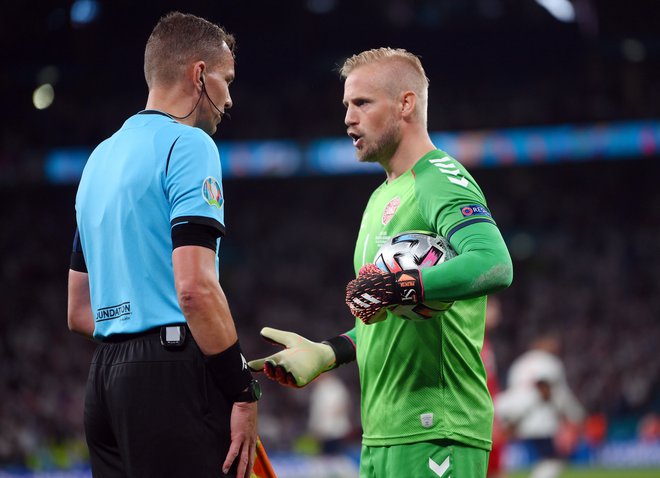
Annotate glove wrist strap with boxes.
[393,270,424,305]
[323,334,356,369]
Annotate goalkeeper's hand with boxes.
[345,263,423,324]
[248,327,336,388]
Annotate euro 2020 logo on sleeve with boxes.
[202,177,223,209]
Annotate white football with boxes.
[374,231,456,321]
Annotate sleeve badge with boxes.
[201,176,224,209]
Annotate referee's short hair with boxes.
[144,11,235,89]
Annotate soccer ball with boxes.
[374,231,456,321]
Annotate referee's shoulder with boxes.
[173,124,218,153]
[154,123,219,166]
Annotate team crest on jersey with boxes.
[202,176,223,209]
[460,204,491,218]
[382,197,400,225]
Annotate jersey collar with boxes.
[137,109,174,119]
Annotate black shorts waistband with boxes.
[100,324,188,343]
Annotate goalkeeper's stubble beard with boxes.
[356,117,401,165]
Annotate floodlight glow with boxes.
[70,0,99,25]
[33,84,55,110]
[534,0,575,22]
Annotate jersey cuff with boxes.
[171,215,226,236]
[70,228,87,272]
[70,252,87,273]
[171,222,221,251]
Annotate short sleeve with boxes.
[70,227,87,272]
[165,128,226,235]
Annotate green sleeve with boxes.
[420,220,513,301]
[412,153,512,301]
[343,327,357,345]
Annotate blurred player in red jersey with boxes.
[482,296,506,478]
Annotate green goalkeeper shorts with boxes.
[359,440,488,478]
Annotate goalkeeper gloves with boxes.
[345,263,424,324]
[248,328,338,388]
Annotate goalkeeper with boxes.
[249,48,513,478]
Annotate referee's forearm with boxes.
[177,279,238,355]
[173,245,239,355]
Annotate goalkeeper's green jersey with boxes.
[349,149,506,451]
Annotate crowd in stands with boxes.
[1,158,659,469]
[5,0,660,154]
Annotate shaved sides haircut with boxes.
[341,47,429,124]
[144,11,235,88]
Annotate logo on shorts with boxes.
[202,177,223,208]
[382,197,400,225]
[429,456,451,477]
[420,412,434,428]
[240,353,249,370]
[460,204,491,218]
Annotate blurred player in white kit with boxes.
[496,334,585,478]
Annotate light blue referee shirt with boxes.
[75,110,225,339]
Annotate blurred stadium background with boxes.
[1,0,660,476]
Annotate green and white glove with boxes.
[248,327,352,388]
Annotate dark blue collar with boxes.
[137,109,174,119]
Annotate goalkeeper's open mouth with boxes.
[348,131,363,148]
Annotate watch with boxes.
[233,379,262,403]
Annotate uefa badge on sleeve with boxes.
[201,176,224,209]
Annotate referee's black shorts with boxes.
[84,327,236,477]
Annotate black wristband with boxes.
[323,334,356,369]
[393,270,423,305]
[204,340,253,402]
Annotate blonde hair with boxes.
[340,48,429,124]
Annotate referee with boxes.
[67,12,260,478]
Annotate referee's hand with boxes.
[223,400,258,477]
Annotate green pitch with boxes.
[508,468,659,478]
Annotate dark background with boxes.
[1,0,659,471]
[3,0,659,150]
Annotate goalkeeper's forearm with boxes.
[248,328,356,387]
[421,222,513,301]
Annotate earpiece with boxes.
[169,70,229,121]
